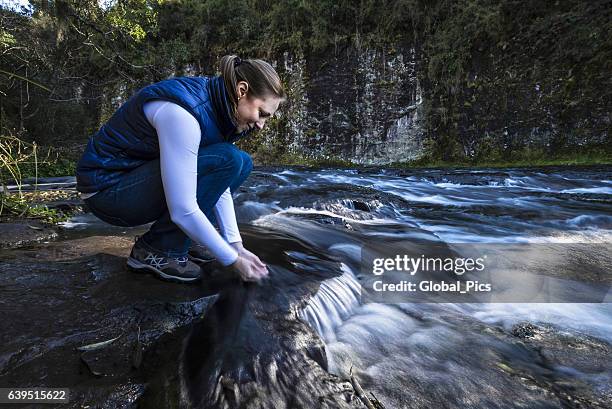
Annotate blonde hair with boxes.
[219,55,286,110]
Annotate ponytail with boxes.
[219,54,285,111]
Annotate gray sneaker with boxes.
[127,239,201,283]
[188,242,217,265]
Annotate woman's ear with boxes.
[237,81,249,100]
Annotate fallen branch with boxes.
[349,365,379,409]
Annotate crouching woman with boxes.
[76,55,284,283]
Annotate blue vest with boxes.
[76,76,247,193]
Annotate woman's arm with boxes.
[144,100,238,266]
[213,188,242,244]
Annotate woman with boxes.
[76,55,285,283]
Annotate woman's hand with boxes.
[229,242,269,282]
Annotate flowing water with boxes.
[30,166,612,408]
[234,166,612,408]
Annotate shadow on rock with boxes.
[171,227,367,409]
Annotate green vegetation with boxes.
[256,151,358,169]
[0,134,69,223]
[1,0,609,168]
[395,148,612,170]
[0,193,68,224]
[420,0,611,162]
[17,153,77,178]
[252,147,611,170]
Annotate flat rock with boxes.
[0,235,218,408]
[0,219,58,248]
[0,230,367,409]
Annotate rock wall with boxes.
[4,1,609,167]
[275,46,425,165]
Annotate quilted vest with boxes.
[76,75,247,193]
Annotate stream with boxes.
[1,165,610,408]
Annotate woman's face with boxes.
[234,81,281,133]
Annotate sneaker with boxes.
[188,242,217,265]
[127,238,201,283]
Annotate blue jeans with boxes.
[84,142,253,257]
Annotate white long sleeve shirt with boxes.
[143,100,241,266]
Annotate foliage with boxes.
[0,0,609,167]
[419,0,611,162]
[0,192,68,223]
[396,145,612,169]
[0,133,68,223]
[0,134,37,187]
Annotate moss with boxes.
[390,147,612,169]
[254,150,358,169]
[421,0,611,162]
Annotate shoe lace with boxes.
[174,256,188,264]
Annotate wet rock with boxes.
[101,383,146,409]
[6,167,609,408]
[0,235,217,408]
[76,383,145,409]
[0,219,58,248]
[511,323,611,380]
[511,322,539,339]
[136,228,369,409]
[351,200,371,212]
[480,320,612,409]
[1,228,367,409]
